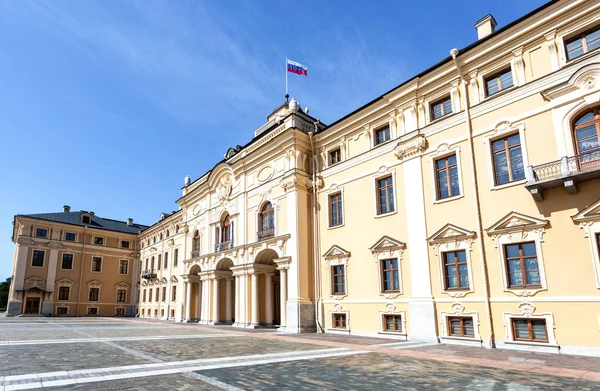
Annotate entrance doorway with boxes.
[24,297,40,314]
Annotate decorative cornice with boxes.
[393,134,427,161]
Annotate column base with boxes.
[232,322,248,328]
[408,299,437,341]
[246,323,261,329]
[277,326,286,332]
[6,301,22,317]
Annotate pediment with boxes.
[486,212,548,235]
[370,236,406,253]
[24,276,46,290]
[160,277,168,284]
[86,279,103,287]
[56,278,75,286]
[115,281,130,288]
[428,224,476,243]
[323,245,351,260]
[572,198,600,223]
[25,276,46,283]
[141,280,148,286]
[170,275,179,283]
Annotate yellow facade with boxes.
[7,0,600,356]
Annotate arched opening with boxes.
[572,106,600,169]
[258,202,275,240]
[214,258,235,324]
[215,214,233,251]
[192,230,201,257]
[187,265,202,321]
[252,249,281,327]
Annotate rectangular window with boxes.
[35,228,48,238]
[329,148,341,166]
[32,250,45,267]
[381,259,400,292]
[87,307,98,315]
[91,257,102,272]
[435,154,460,199]
[170,309,175,318]
[61,253,73,270]
[512,318,548,342]
[174,249,179,267]
[89,288,99,302]
[157,254,161,270]
[332,313,347,329]
[377,176,395,215]
[172,286,177,301]
[504,242,540,288]
[149,288,153,302]
[65,232,76,241]
[120,240,130,249]
[431,96,452,120]
[485,67,513,96]
[332,265,346,295]
[329,193,343,227]
[56,307,68,315]
[116,308,125,316]
[93,237,104,246]
[155,289,159,302]
[143,290,147,303]
[162,287,166,301]
[58,286,70,301]
[448,316,474,337]
[374,125,391,146]
[565,26,600,61]
[164,252,168,269]
[383,314,403,332]
[443,251,469,289]
[119,260,129,275]
[492,134,525,185]
[117,289,126,303]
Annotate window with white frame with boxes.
[61,254,73,270]
[435,154,460,199]
[119,260,129,275]
[93,236,104,246]
[484,122,528,189]
[376,175,395,215]
[564,24,600,61]
[484,67,513,97]
[329,192,343,227]
[91,257,102,272]
[323,245,351,298]
[430,96,452,121]
[35,228,48,238]
[32,250,45,267]
[374,125,391,146]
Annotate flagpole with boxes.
[285,57,288,98]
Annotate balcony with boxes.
[141,269,156,279]
[257,227,275,241]
[214,240,234,253]
[190,249,200,259]
[525,151,600,201]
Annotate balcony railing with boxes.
[257,227,275,241]
[526,151,600,201]
[214,240,234,253]
[141,269,156,279]
[190,249,200,259]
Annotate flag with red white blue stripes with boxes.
[287,59,308,76]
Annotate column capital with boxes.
[274,257,291,270]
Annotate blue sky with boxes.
[0,0,548,279]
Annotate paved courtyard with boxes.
[0,317,599,390]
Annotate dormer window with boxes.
[82,215,91,224]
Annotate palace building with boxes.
[7,0,600,356]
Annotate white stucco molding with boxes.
[486,212,549,297]
[439,302,482,345]
[323,245,351,300]
[377,302,407,338]
[572,197,600,288]
[393,133,427,161]
[500,303,558,353]
[370,236,406,299]
[428,224,476,298]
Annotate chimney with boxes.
[127,218,133,226]
[63,205,71,213]
[475,14,497,40]
[90,211,95,216]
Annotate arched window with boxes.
[258,202,275,240]
[573,107,600,167]
[166,229,170,238]
[160,233,163,240]
[175,225,180,233]
[153,236,156,244]
[192,230,201,256]
[221,215,232,244]
[151,256,155,270]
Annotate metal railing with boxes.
[141,269,156,279]
[529,151,600,182]
[190,249,200,258]
[257,227,275,241]
[214,240,234,253]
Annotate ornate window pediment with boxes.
[170,275,178,283]
[486,211,548,244]
[115,281,130,288]
[428,224,476,246]
[572,197,600,226]
[24,276,46,290]
[323,245,351,261]
[86,279,103,287]
[370,236,405,254]
[56,278,75,286]
[572,198,600,288]
[160,277,168,284]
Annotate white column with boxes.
[279,268,287,328]
[184,282,191,321]
[197,281,202,322]
[212,278,219,323]
[234,275,240,324]
[202,279,210,323]
[251,273,259,325]
[265,273,273,326]
[225,278,232,324]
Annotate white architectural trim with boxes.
[377,303,407,338]
[323,246,350,300]
[328,302,350,333]
[572,198,600,288]
[439,303,482,346]
[500,304,559,354]
[428,143,465,204]
[372,166,398,218]
[478,62,517,102]
[482,121,529,190]
[370,236,406,298]
[325,184,345,230]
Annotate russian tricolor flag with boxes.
[287,59,308,76]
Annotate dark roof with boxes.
[17,211,149,234]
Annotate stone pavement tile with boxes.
[81,327,214,338]
[202,352,600,391]
[267,330,399,345]
[0,330,83,341]
[114,336,325,362]
[0,343,150,377]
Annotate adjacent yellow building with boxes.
[8,0,600,356]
